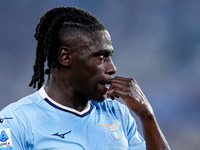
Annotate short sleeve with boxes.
[122,105,146,150]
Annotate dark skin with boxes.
[45,30,170,150]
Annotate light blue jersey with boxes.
[0,86,146,150]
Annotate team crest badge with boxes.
[98,122,121,140]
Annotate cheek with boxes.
[84,64,104,87]
[86,59,103,74]
[89,64,104,76]
[78,57,105,81]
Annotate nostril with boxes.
[107,66,117,75]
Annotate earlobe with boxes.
[58,46,72,66]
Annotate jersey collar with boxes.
[38,86,93,117]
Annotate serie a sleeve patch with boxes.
[0,128,13,150]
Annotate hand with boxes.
[107,76,153,118]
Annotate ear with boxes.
[58,46,72,66]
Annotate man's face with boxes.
[65,30,117,101]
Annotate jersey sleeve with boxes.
[0,107,27,150]
[121,103,146,150]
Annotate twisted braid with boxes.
[29,7,105,89]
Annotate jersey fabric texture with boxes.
[0,86,146,150]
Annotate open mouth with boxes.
[105,84,110,88]
[99,80,111,89]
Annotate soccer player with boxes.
[0,7,170,150]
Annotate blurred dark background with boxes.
[0,1,200,149]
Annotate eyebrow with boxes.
[96,49,114,55]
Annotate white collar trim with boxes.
[38,86,91,115]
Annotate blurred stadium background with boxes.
[0,1,200,149]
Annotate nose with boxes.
[105,57,117,75]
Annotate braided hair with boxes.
[29,7,105,90]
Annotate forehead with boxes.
[88,30,113,53]
[60,29,113,54]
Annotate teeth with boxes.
[105,84,110,88]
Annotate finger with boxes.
[111,77,138,88]
[107,89,117,100]
[111,77,131,84]
[108,82,123,91]
[113,76,134,81]
[107,85,122,100]
[107,89,127,100]
[107,90,117,100]
[108,78,134,98]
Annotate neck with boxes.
[45,74,88,112]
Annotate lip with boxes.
[98,83,109,95]
[98,83,110,90]
[98,78,111,92]
[99,78,111,86]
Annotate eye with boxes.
[99,54,105,59]
[97,51,113,60]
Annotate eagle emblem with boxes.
[98,122,121,140]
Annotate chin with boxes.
[91,94,107,102]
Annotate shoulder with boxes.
[0,91,43,133]
[0,91,42,118]
[0,92,42,149]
